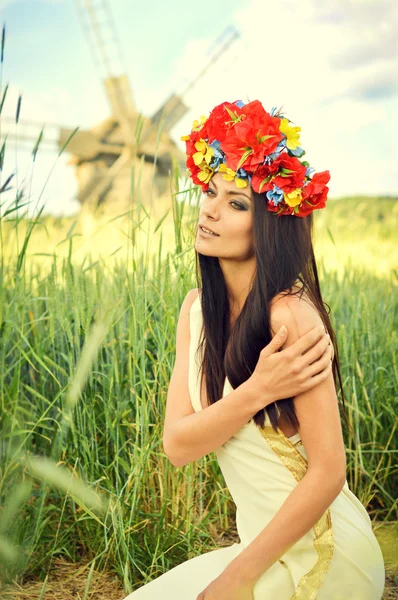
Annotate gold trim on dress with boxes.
[259,425,334,600]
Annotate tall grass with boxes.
[0,185,397,593]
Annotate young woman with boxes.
[124,100,385,599]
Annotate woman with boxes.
[124,100,385,599]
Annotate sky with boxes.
[0,0,397,217]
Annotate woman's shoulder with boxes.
[270,280,316,310]
[269,281,324,337]
[183,288,201,314]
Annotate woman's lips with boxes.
[198,228,219,238]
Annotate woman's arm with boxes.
[222,295,347,585]
[164,290,271,467]
[166,379,270,467]
[164,290,332,468]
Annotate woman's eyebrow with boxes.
[210,181,251,200]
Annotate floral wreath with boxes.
[181,99,330,218]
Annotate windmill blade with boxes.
[146,93,190,139]
[58,124,123,160]
[138,25,240,147]
[74,0,136,136]
[179,25,240,97]
[1,117,63,153]
[1,115,126,160]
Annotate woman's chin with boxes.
[195,242,219,256]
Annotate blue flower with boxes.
[270,106,285,119]
[264,142,285,164]
[236,167,248,178]
[209,139,225,169]
[233,167,249,185]
[266,184,284,205]
[290,146,305,158]
[305,166,315,178]
[235,100,245,108]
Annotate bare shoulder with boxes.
[181,288,200,315]
[269,283,324,345]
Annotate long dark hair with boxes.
[194,189,350,434]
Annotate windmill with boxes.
[2,0,240,215]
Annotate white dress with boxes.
[123,294,385,599]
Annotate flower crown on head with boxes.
[181,99,330,218]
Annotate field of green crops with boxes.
[0,181,397,597]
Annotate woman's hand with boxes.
[196,571,254,600]
[249,324,334,407]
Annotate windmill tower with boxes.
[2,1,240,215]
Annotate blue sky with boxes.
[1,0,397,216]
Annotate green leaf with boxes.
[326,227,336,246]
[259,134,274,143]
[236,148,253,171]
[259,177,270,193]
[224,105,240,123]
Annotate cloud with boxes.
[229,0,398,104]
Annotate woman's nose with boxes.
[202,196,221,218]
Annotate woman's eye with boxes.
[231,201,245,210]
[203,190,246,210]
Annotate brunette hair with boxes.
[194,188,350,434]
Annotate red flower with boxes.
[267,154,307,192]
[251,163,280,193]
[250,154,306,194]
[266,201,293,217]
[205,101,245,143]
[220,102,283,172]
[299,171,330,217]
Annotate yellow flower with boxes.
[279,118,301,151]
[198,165,214,183]
[219,163,236,181]
[193,139,214,166]
[181,134,190,141]
[284,188,302,207]
[192,115,207,131]
[235,178,248,188]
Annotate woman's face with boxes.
[195,172,254,261]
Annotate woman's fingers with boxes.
[300,357,333,392]
[289,324,327,359]
[300,342,333,383]
[295,331,330,369]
